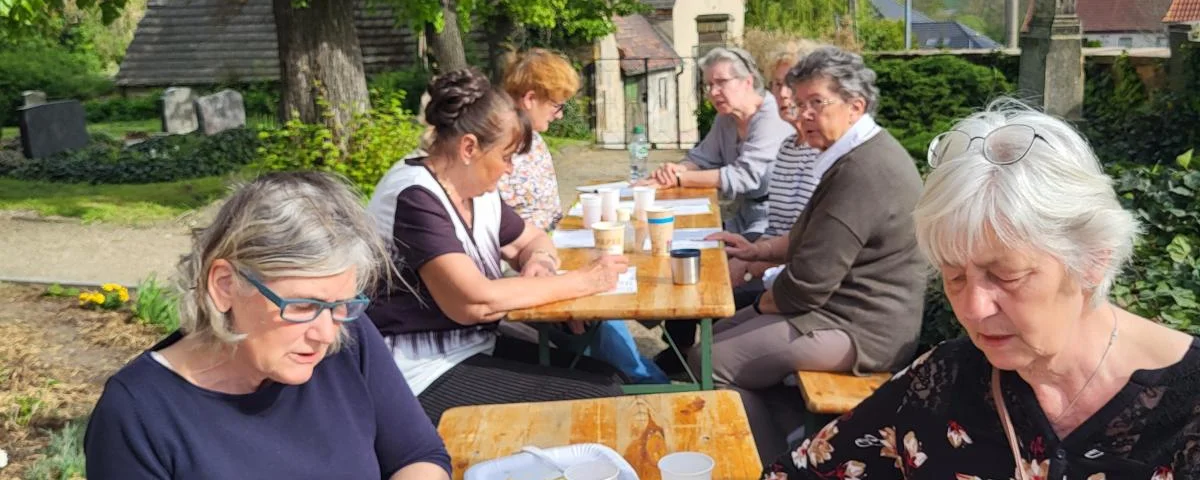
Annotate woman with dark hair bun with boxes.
[366,69,628,424]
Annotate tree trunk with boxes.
[272,0,369,151]
[425,0,469,72]
[485,13,523,83]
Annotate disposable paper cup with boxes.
[598,188,620,222]
[591,221,625,256]
[658,452,715,480]
[632,186,656,220]
[581,194,602,229]
[645,206,675,257]
[564,460,620,480]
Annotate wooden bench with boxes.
[796,370,892,414]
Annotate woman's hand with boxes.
[649,162,686,187]
[577,254,630,295]
[705,231,758,261]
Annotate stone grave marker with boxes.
[21,90,47,107]
[161,87,199,134]
[194,89,245,135]
[18,100,89,158]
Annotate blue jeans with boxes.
[551,322,669,384]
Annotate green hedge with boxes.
[0,129,259,184]
[0,43,112,126]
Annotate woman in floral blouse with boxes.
[497,48,576,231]
[763,99,1200,479]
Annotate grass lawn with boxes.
[2,118,162,141]
[543,135,592,155]
[0,176,233,224]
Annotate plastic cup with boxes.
[658,452,714,480]
[581,194,602,230]
[591,221,625,256]
[632,186,656,221]
[645,205,675,257]
[564,460,620,480]
[598,188,620,222]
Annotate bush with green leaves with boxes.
[368,68,434,115]
[84,91,161,123]
[0,42,112,126]
[254,92,424,197]
[545,96,593,140]
[133,275,180,333]
[1,128,258,184]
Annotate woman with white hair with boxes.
[762,99,1200,479]
[84,172,451,479]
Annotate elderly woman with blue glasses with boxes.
[84,172,451,480]
[761,100,1200,480]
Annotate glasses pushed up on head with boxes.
[238,269,369,323]
[927,124,1056,168]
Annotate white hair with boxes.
[699,46,765,94]
[913,98,1139,306]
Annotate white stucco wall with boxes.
[1085,32,1168,48]
[646,70,679,148]
[669,0,745,149]
[594,35,626,149]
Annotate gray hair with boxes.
[174,172,390,351]
[699,46,765,94]
[913,98,1139,306]
[786,46,880,114]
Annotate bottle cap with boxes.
[633,125,645,134]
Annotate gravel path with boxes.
[0,146,679,286]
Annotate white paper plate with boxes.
[463,443,640,480]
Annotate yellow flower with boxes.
[118,291,130,302]
[102,283,116,292]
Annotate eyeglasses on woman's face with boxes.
[238,269,369,323]
[927,124,1058,168]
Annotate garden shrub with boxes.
[254,91,424,197]
[84,91,161,123]
[1,128,258,184]
[368,68,434,114]
[545,96,593,140]
[0,42,112,126]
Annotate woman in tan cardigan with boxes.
[697,46,927,463]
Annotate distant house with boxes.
[594,0,745,149]
[117,0,422,89]
[1075,0,1174,48]
[866,0,1000,49]
[1163,0,1200,26]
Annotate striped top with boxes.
[765,135,820,238]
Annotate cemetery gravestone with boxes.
[21,90,47,108]
[194,89,245,135]
[18,100,89,158]
[161,87,199,134]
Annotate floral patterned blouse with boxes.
[497,131,562,231]
[763,336,1200,480]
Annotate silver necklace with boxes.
[1051,307,1120,423]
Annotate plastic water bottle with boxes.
[628,125,650,181]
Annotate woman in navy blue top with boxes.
[84,172,451,479]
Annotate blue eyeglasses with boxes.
[237,269,370,323]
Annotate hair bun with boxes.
[425,68,491,130]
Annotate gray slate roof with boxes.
[913,21,1001,49]
[117,0,418,87]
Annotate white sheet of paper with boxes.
[642,228,723,250]
[567,197,711,217]
[575,181,633,197]
[551,229,595,249]
[559,267,638,296]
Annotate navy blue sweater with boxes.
[84,317,450,479]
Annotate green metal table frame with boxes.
[536,318,714,394]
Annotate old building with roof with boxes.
[1075,0,1175,48]
[867,0,1000,49]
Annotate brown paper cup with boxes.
[591,221,625,256]
[645,206,674,257]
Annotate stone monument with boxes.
[1019,0,1084,120]
[194,89,246,135]
[161,87,199,134]
[18,100,89,158]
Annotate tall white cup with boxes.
[580,194,602,229]
[597,188,620,222]
[658,452,715,480]
[632,186,656,221]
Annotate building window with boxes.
[659,77,668,109]
[695,14,731,56]
[1157,36,1167,47]
[1118,37,1133,48]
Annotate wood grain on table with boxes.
[509,187,736,322]
[437,390,761,480]
[796,370,893,414]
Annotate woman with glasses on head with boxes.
[366,69,629,426]
[699,45,926,464]
[84,172,451,479]
[763,99,1200,479]
[638,46,793,238]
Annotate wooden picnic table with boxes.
[437,390,762,480]
[507,186,736,394]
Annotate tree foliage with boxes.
[0,0,129,39]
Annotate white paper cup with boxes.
[645,206,675,257]
[598,188,620,222]
[580,193,602,229]
[591,221,625,256]
[658,452,715,480]
[632,186,656,220]
[564,460,620,480]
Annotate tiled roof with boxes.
[867,0,936,24]
[1076,0,1174,32]
[117,0,421,87]
[1163,0,1200,22]
[912,21,1001,49]
[613,14,682,76]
